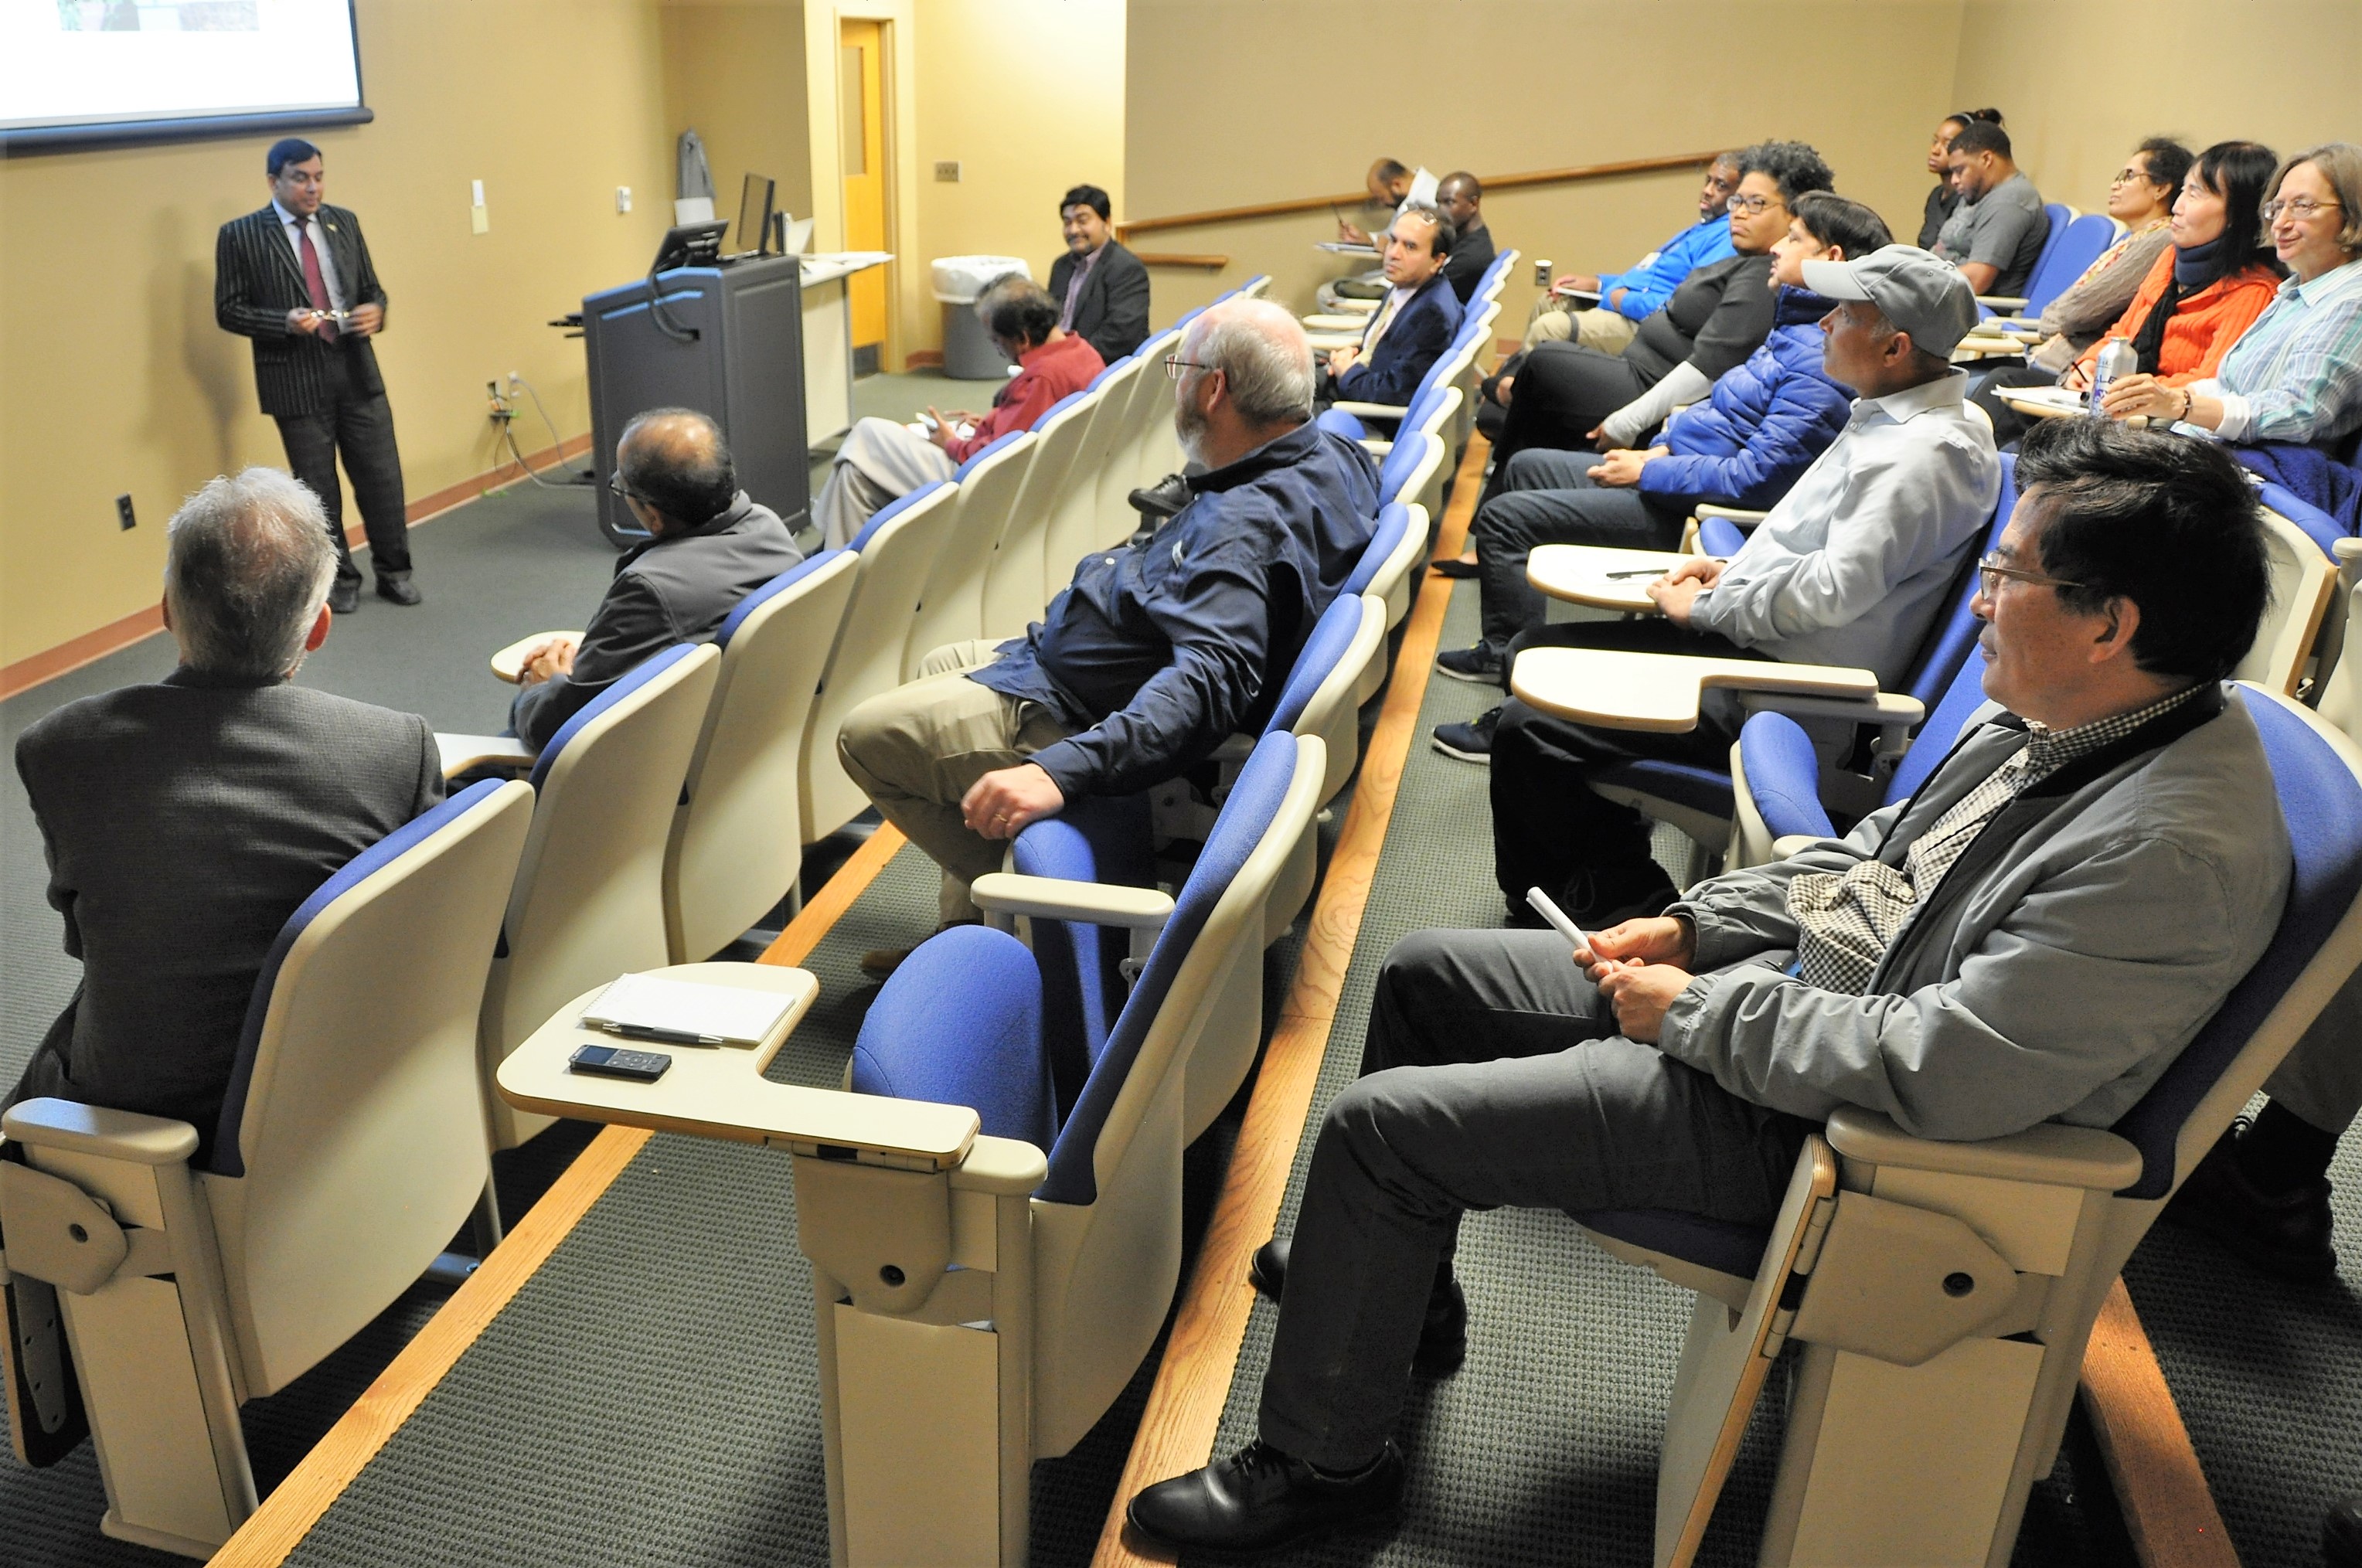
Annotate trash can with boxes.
[933,255,1032,379]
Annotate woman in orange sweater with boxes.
[1976,141,2282,440]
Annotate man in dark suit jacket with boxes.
[510,408,803,752]
[1319,204,1464,410]
[215,137,419,614]
[1047,183,1152,362]
[7,468,442,1158]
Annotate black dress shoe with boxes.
[2162,1121,2337,1282]
[1128,473,1191,522]
[328,579,360,614]
[1431,556,1480,579]
[376,574,424,607]
[1248,1238,1468,1374]
[1126,1439,1403,1554]
[2326,1495,2362,1567]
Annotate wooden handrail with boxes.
[1132,251,1230,269]
[1114,150,1723,239]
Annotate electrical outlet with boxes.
[1532,258,1552,287]
[471,178,488,234]
[934,160,961,182]
[115,494,136,530]
[615,185,632,213]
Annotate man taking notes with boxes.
[215,138,420,614]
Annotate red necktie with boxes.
[297,221,338,340]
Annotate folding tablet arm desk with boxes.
[495,964,1040,1568]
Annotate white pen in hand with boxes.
[1526,886,1590,954]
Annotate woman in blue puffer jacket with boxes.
[1434,192,1891,687]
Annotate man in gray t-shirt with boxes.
[1932,121,2048,298]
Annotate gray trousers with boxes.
[1258,927,1813,1469]
[1472,448,1689,655]
[2266,970,2362,1135]
[815,416,960,549]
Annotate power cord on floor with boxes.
[496,373,596,488]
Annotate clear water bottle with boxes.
[2088,335,2136,417]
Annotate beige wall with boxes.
[908,0,1125,356]
[662,2,815,227]
[0,0,827,670]
[1125,0,1966,324]
[1954,1,2362,215]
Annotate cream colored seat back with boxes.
[982,386,1098,641]
[2231,499,2338,697]
[1045,355,1147,598]
[904,430,1038,677]
[482,641,720,1148]
[1102,326,1182,527]
[0,779,533,1556]
[801,481,963,844]
[666,551,859,962]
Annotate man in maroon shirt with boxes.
[814,274,1104,546]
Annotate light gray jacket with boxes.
[1659,688,2291,1142]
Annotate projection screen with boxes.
[0,0,369,151]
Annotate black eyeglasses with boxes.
[1726,192,1783,216]
[608,469,641,502]
[1163,355,1220,380]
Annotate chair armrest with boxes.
[948,1134,1050,1196]
[1329,400,1409,420]
[436,732,536,778]
[1691,503,1769,525]
[1824,1106,2142,1192]
[1974,294,2030,312]
[1734,690,1925,730]
[1511,647,1879,733]
[2334,537,2362,563]
[969,873,1175,930]
[1326,297,1380,314]
[1360,438,1394,456]
[1,1099,198,1166]
[1770,834,1823,860]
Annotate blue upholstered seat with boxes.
[849,733,1304,1201]
[1343,503,1415,599]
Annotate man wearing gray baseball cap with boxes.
[1483,242,2000,926]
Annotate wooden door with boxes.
[839,18,887,353]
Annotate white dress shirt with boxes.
[1689,369,2000,684]
[270,198,346,313]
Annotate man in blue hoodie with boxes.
[1435,195,1891,702]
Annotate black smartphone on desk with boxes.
[568,1042,672,1083]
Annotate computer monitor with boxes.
[733,173,778,260]
[650,219,730,274]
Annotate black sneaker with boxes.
[2162,1119,2338,1281]
[1249,1238,1467,1375]
[1434,643,1504,683]
[1431,706,1501,763]
[376,573,424,607]
[1125,1439,1404,1554]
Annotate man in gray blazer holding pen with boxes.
[1128,417,2296,1553]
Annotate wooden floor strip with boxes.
[2081,1278,2241,1568]
[211,825,907,1566]
[1090,437,1491,1566]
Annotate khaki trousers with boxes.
[1520,298,1639,355]
[836,641,1077,923]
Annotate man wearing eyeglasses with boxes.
[1127,414,2294,1559]
[839,299,1376,974]
[508,408,801,752]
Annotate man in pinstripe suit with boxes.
[215,138,420,613]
